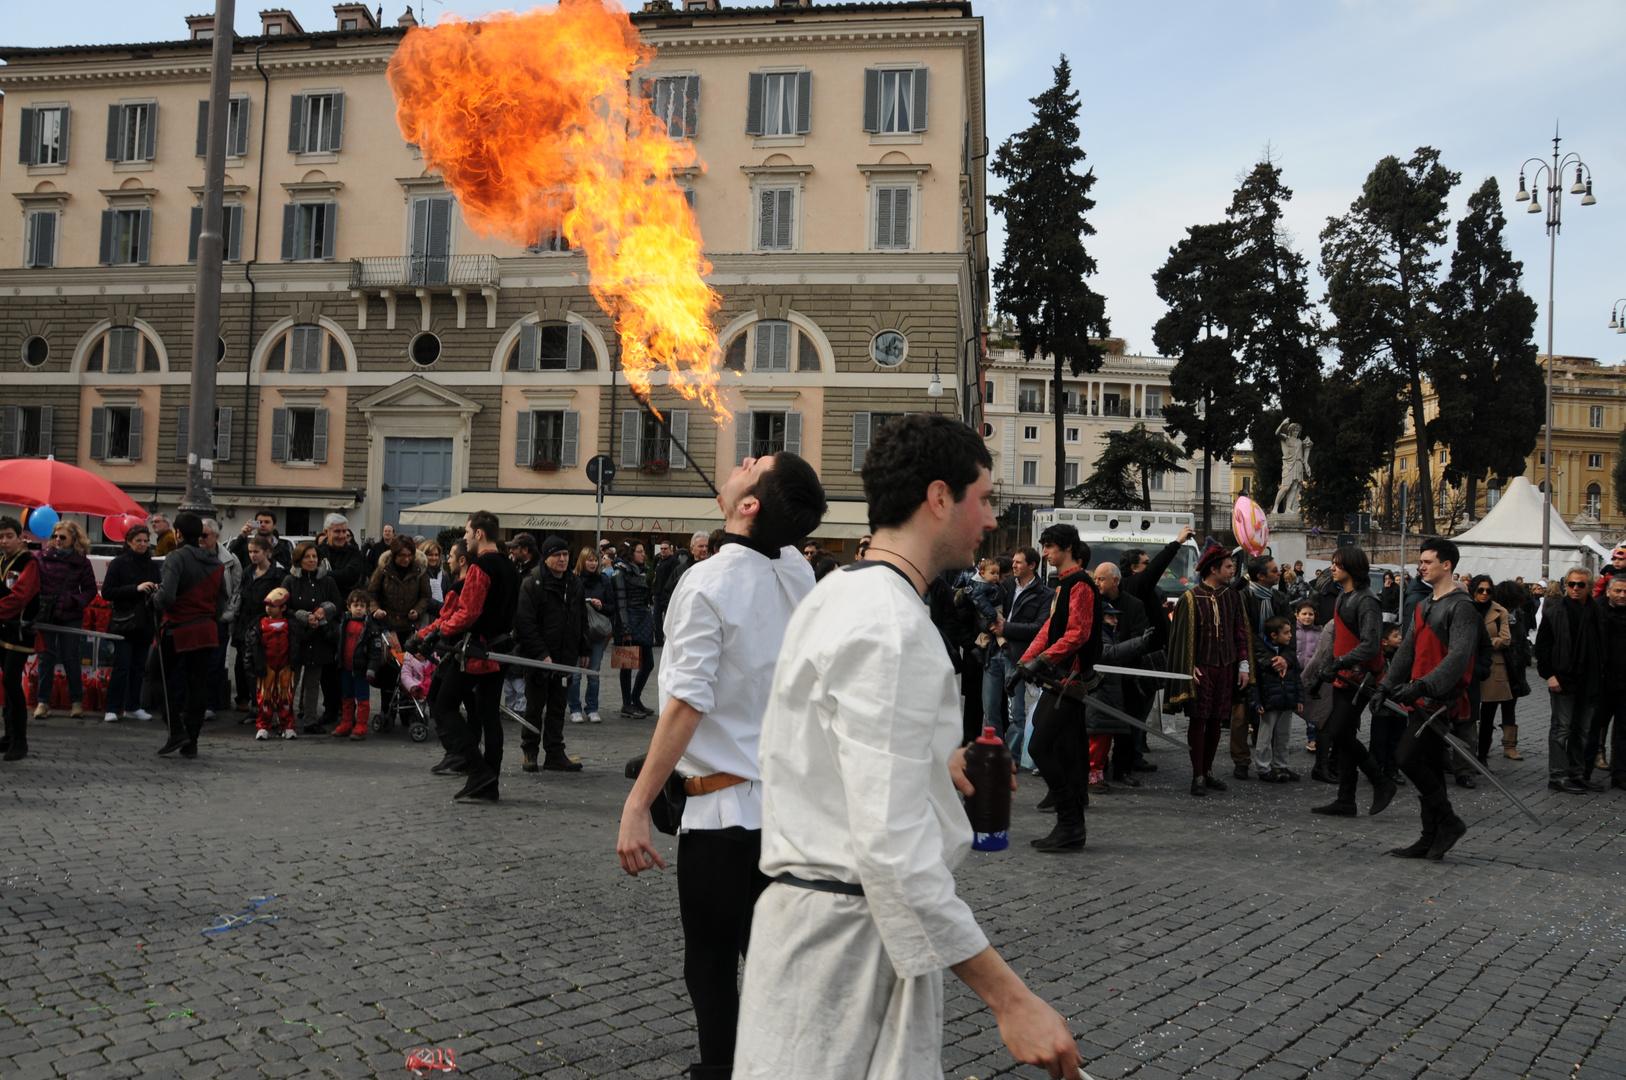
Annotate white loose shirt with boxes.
[657,541,816,832]
[756,562,989,979]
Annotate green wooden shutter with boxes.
[226,205,243,262]
[321,202,338,259]
[135,209,152,264]
[312,409,329,464]
[684,75,700,138]
[89,407,107,460]
[621,409,641,467]
[188,206,203,262]
[862,69,880,132]
[875,188,892,248]
[176,406,190,460]
[270,408,289,463]
[852,412,871,471]
[891,187,910,248]
[215,407,232,461]
[196,100,210,157]
[36,407,52,457]
[140,103,157,161]
[231,97,251,156]
[515,410,533,467]
[745,72,765,136]
[327,92,345,151]
[106,104,122,160]
[0,407,17,458]
[668,410,689,469]
[566,322,584,371]
[517,323,539,371]
[561,411,580,468]
[794,71,812,134]
[736,412,752,465]
[18,108,37,165]
[287,94,306,153]
[280,204,297,260]
[784,412,802,456]
[911,68,929,131]
[126,406,144,461]
[98,210,116,265]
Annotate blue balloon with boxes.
[27,505,58,538]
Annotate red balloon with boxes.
[103,514,131,543]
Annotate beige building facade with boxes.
[0,0,988,547]
[982,340,1231,518]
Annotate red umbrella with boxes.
[0,457,146,517]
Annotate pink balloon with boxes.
[1232,496,1270,557]
[103,514,131,543]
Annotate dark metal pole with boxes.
[181,0,236,515]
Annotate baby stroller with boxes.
[376,632,434,743]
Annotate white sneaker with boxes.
[280,728,298,740]
[103,711,120,723]
[255,729,270,740]
[204,709,217,721]
[588,711,602,724]
[569,711,585,724]
[124,709,153,721]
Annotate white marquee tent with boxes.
[1452,476,1587,582]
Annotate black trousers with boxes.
[437,665,503,774]
[159,638,212,744]
[1396,711,1449,798]
[428,663,475,753]
[1324,685,1383,803]
[2,647,28,745]
[520,670,570,757]
[321,662,341,725]
[677,827,769,1068]
[1586,687,1626,781]
[1029,690,1087,795]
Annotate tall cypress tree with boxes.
[990,57,1111,508]
[1429,177,1542,519]
[1154,222,1259,535]
[1320,147,1460,534]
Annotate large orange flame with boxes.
[388,0,724,417]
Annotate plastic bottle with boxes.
[964,725,1013,851]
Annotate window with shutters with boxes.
[289,92,345,155]
[196,96,251,158]
[106,102,157,163]
[408,196,454,284]
[622,410,690,471]
[1591,405,1605,429]
[187,204,245,263]
[18,106,69,166]
[863,68,930,134]
[526,410,568,469]
[174,406,233,462]
[276,408,324,463]
[1021,459,1039,486]
[850,412,901,471]
[282,202,337,260]
[873,185,913,249]
[756,187,795,250]
[508,321,593,371]
[24,211,57,268]
[647,75,700,140]
[0,406,53,459]
[91,406,142,461]
[1587,483,1603,518]
[262,325,342,372]
[751,411,788,458]
[99,208,151,266]
[748,71,811,137]
[753,320,792,372]
[85,327,155,375]
[1590,453,1604,469]
[1064,461,1079,488]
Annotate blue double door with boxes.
[382,437,453,532]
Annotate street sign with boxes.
[585,455,616,487]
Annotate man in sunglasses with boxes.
[1535,567,1606,794]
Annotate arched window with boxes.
[84,326,159,374]
[507,321,598,371]
[1586,483,1602,518]
[264,323,345,373]
[721,320,820,373]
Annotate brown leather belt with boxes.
[683,772,748,797]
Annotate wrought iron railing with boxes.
[350,254,501,289]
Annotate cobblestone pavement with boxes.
[3,661,1625,1080]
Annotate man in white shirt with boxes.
[616,451,827,1080]
[736,413,1082,1080]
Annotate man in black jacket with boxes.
[996,546,1050,763]
[1118,524,1194,652]
[514,535,592,773]
[1536,566,1606,793]
[317,514,370,727]
[652,538,697,646]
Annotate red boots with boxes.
[350,701,370,741]
[332,699,356,738]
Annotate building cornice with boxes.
[0,45,399,90]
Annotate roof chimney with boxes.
[397,6,419,27]
[333,3,379,30]
[185,14,216,40]
[259,8,306,35]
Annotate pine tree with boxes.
[1154,222,1260,535]
[1320,147,1460,534]
[1071,423,1188,509]
[1301,369,1408,526]
[1429,177,1542,520]
[990,57,1111,508]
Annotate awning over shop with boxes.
[399,491,872,539]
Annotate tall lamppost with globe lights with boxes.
[1514,127,1595,579]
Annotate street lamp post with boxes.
[1514,124,1596,579]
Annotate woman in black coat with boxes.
[101,524,161,722]
[281,541,342,733]
[611,543,656,717]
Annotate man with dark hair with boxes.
[1375,537,1479,860]
[154,512,230,758]
[506,532,540,576]
[1306,545,1396,817]
[1011,523,1101,851]
[1119,524,1195,652]
[737,415,1081,1080]
[1232,553,1290,779]
[432,512,521,802]
[231,509,293,572]
[0,515,41,761]
[652,537,695,646]
[995,546,1049,764]
[513,534,592,773]
[1168,540,1252,796]
[618,451,824,1080]
[317,513,368,728]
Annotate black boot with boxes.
[0,710,11,753]
[2,711,24,762]
[156,708,186,756]
[1202,772,1228,792]
[1036,788,1058,812]
[1310,737,1334,782]
[1031,788,1086,852]
[1351,746,1397,815]
[1424,789,1467,860]
[689,1065,733,1080]
[1311,798,1357,816]
[1388,795,1438,858]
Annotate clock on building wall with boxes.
[870,330,907,367]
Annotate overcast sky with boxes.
[6,1,1623,369]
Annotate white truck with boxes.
[1030,508,1198,599]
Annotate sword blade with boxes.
[1382,701,1543,826]
[479,650,586,679]
[1034,675,1188,751]
[1097,664,1191,681]
[27,622,125,642]
[499,704,541,736]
